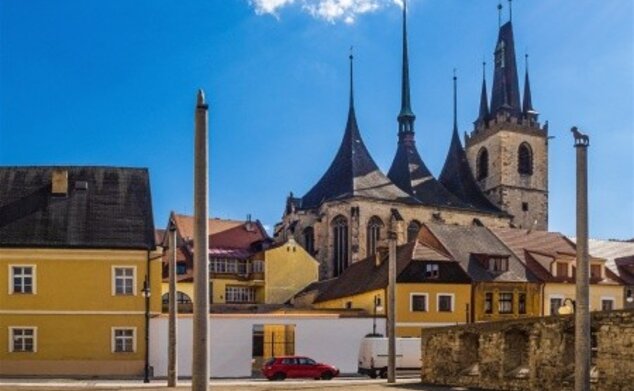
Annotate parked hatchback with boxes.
[262,356,339,381]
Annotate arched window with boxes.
[161,291,193,305]
[477,148,489,180]
[302,226,315,255]
[366,216,384,256]
[407,220,421,242]
[518,143,533,175]
[332,215,349,277]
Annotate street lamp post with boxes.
[142,277,151,383]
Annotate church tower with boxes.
[465,8,549,230]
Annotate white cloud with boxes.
[250,0,406,23]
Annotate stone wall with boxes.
[420,309,634,391]
[279,197,512,279]
[465,115,549,230]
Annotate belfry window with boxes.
[302,227,315,255]
[407,220,421,242]
[518,143,533,175]
[366,216,383,256]
[332,215,349,277]
[477,148,489,180]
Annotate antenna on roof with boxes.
[508,0,513,22]
[497,2,503,27]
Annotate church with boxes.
[274,4,549,279]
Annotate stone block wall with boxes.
[420,309,634,391]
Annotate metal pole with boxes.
[387,230,397,383]
[192,90,210,391]
[167,220,178,387]
[143,275,150,383]
[573,126,590,391]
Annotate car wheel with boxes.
[321,371,333,380]
[273,372,286,381]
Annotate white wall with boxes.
[150,315,385,378]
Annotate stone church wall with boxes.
[420,309,634,391]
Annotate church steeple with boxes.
[522,54,537,119]
[476,62,490,126]
[397,0,415,136]
[490,8,521,117]
[347,51,357,128]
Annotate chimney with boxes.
[376,246,389,267]
[245,214,254,232]
[51,169,68,195]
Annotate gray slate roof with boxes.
[423,222,536,282]
[0,166,156,249]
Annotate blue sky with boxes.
[0,0,632,240]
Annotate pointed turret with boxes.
[475,62,490,127]
[440,75,504,214]
[397,0,415,134]
[300,54,418,210]
[490,20,521,117]
[387,7,473,210]
[522,54,537,119]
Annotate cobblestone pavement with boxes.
[0,377,480,391]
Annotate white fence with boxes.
[149,314,385,378]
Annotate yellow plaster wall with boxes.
[543,283,624,316]
[160,281,195,301]
[0,248,162,313]
[473,282,541,322]
[314,289,384,314]
[210,278,264,304]
[264,239,319,304]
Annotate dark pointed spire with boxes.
[522,53,536,117]
[476,61,490,126]
[300,52,419,210]
[398,0,415,135]
[439,72,504,215]
[508,0,513,22]
[453,69,458,133]
[490,11,521,117]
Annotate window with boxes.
[176,262,187,275]
[425,263,439,278]
[556,262,568,278]
[601,298,614,311]
[517,143,533,175]
[522,202,529,212]
[487,257,508,273]
[484,292,493,314]
[345,301,352,309]
[161,291,192,305]
[298,357,316,365]
[9,265,36,294]
[281,358,297,365]
[366,216,383,256]
[9,327,36,352]
[332,215,349,277]
[303,227,315,255]
[252,260,264,273]
[518,293,527,314]
[437,294,454,312]
[112,267,135,295]
[477,148,489,180]
[407,220,421,242]
[590,264,602,279]
[112,328,136,353]
[550,297,563,315]
[225,286,255,303]
[411,294,428,312]
[499,292,514,314]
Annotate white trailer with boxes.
[357,336,421,378]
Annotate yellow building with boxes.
[311,240,472,337]
[0,167,161,377]
[159,213,319,307]
[492,227,625,316]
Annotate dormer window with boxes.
[425,263,439,278]
[487,257,509,273]
[556,262,568,278]
[590,264,603,279]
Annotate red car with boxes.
[261,355,339,381]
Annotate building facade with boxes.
[0,167,161,377]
